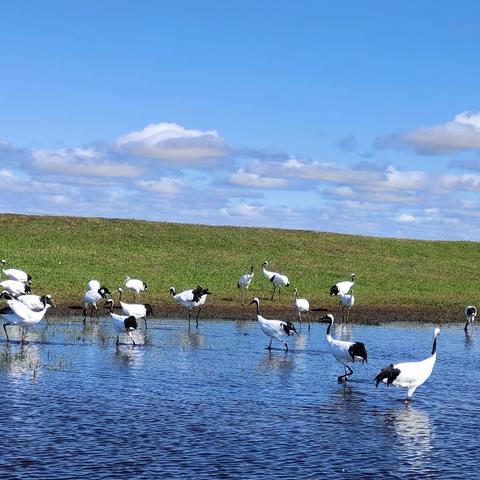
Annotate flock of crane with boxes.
[0,258,477,402]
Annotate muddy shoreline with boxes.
[48,302,462,325]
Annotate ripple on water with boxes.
[0,319,478,478]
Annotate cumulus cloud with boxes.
[136,177,185,194]
[2,119,480,240]
[376,111,480,155]
[31,148,141,177]
[116,122,229,164]
[221,203,265,218]
[248,158,427,192]
[438,173,480,192]
[398,213,417,223]
[228,169,288,189]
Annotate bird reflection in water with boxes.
[80,322,111,347]
[234,319,252,335]
[114,345,145,368]
[258,350,295,374]
[465,330,475,349]
[293,332,309,351]
[382,406,433,470]
[333,322,354,342]
[0,342,42,379]
[179,326,206,349]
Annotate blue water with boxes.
[0,318,478,479]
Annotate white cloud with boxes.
[376,111,480,155]
[2,121,480,240]
[0,169,15,179]
[32,148,140,177]
[383,166,426,190]
[116,122,229,164]
[228,169,288,189]
[249,157,383,184]
[249,159,426,192]
[398,213,417,223]
[329,186,355,197]
[221,203,265,218]
[136,177,185,194]
[438,173,480,192]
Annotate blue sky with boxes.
[1,1,480,240]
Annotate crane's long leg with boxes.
[20,328,27,344]
[144,317,148,330]
[338,365,353,382]
[464,321,469,333]
[267,338,272,350]
[195,307,201,328]
[284,341,289,352]
[271,286,276,301]
[3,323,10,342]
[188,309,191,326]
[83,306,87,325]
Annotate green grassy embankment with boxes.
[0,214,478,321]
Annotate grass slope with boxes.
[0,214,478,311]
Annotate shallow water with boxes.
[0,318,478,479]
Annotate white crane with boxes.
[1,259,31,284]
[169,286,210,327]
[16,294,56,311]
[124,276,148,300]
[83,286,111,323]
[464,306,477,332]
[249,297,298,351]
[262,261,290,300]
[238,266,254,290]
[293,288,310,330]
[110,312,138,346]
[339,290,355,321]
[109,292,154,329]
[374,327,440,401]
[320,313,367,382]
[87,279,101,291]
[14,293,56,324]
[0,297,52,342]
[0,280,32,297]
[330,273,355,297]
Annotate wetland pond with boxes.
[0,318,478,479]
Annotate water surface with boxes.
[0,318,478,479]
